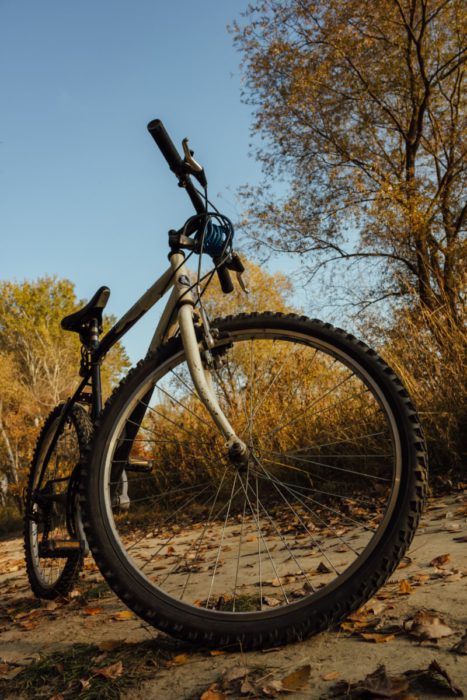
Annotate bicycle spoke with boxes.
[258,459,378,533]
[118,435,214,447]
[153,382,212,429]
[244,477,316,592]
[206,473,238,608]
[256,449,391,482]
[169,368,204,406]
[180,467,229,600]
[269,385,371,442]
[251,457,341,576]
[273,348,319,429]
[255,475,263,610]
[157,479,247,596]
[252,461,370,555]
[287,430,391,453]
[236,471,290,604]
[130,403,205,444]
[250,466,377,506]
[240,342,303,438]
[124,483,212,555]
[262,371,354,438]
[232,471,248,611]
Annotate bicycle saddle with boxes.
[61,286,110,333]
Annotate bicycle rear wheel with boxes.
[24,403,92,599]
[82,313,427,647]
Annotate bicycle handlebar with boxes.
[147,118,205,215]
[147,118,234,293]
[147,119,184,177]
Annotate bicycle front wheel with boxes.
[82,313,427,647]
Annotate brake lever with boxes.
[226,252,249,294]
[182,138,208,188]
[235,270,249,294]
[182,138,202,171]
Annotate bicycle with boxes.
[24,119,427,648]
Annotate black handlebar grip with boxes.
[215,260,234,294]
[147,119,184,176]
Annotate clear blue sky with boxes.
[0,0,306,363]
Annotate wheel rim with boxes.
[101,326,402,619]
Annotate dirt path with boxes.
[1,491,466,699]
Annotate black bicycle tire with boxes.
[24,403,92,599]
[82,312,427,648]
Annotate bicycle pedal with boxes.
[125,460,153,473]
[39,539,84,557]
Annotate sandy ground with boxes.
[0,491,466,699]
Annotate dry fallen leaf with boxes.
[261,678,283,696]
[98,639,124,651]
[406,660,463,697]
[83,606,104,616]
[317,561,331,574]
[340,613,373,633]
[430,553,451,567]
[200,684,227,700]
[399,579,413,594]
[209,649,226,657]
[19,620,37,630]
[91,660,123,680]
[327,664,409,698]
[263,596,281,607]
[281,664,311,691]
[0,664,23,681]
[397,556,412,570]
[360,633,395,643]
[172,654,189,665]
[363,601,387,615]
[322,671,340,681]
[112,611,136,621]
[451,630,467,655]
[405,610,455,641]
[223,666,248,683]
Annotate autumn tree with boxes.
[0,277,129,511]
[232,0,466,320]
[202,258,293,318]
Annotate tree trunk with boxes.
[0,401,23,513]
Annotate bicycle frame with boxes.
[108,251,245,444]
[38,248,246,489]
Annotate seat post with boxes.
[89,318,103,421]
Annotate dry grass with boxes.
[380,303,466,479]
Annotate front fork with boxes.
[171,253,248,465]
